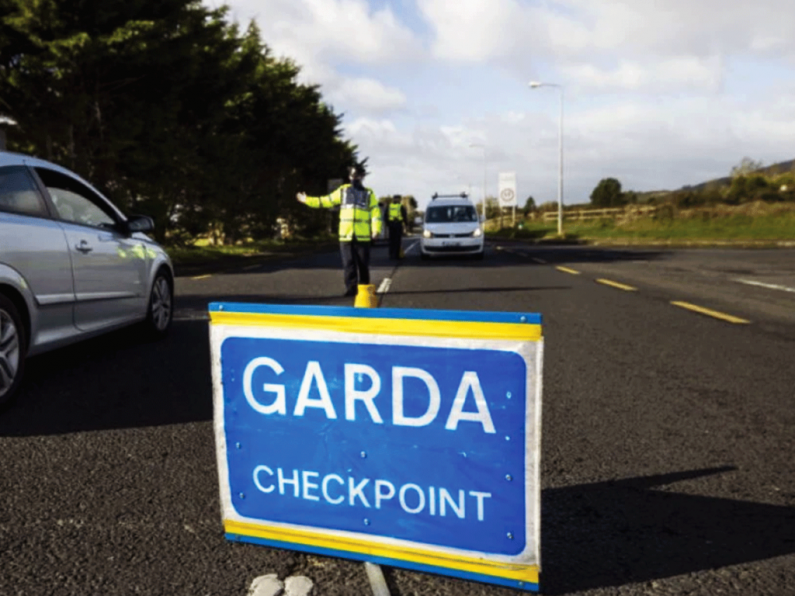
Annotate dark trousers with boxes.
[388,222,403,259]
[340,238,371,293]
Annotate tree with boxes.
[0,0,359,243]
[522,196,536,215]
[731,157,764,178]
[590,178,623,207]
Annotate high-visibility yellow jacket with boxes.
[304,184,382,242]
[388,202,403,222]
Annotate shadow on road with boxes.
[0,321,214,436]
[541,467,795,594]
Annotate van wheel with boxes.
[0,294,25,408]
[143,270,173,337]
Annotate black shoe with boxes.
[344,287,357,297]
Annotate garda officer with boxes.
[297,164,382,297]
[387,194,408,260]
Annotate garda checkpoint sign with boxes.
[209,303,543,592]
[499,172,518,207]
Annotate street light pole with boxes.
[529,81,564,236]
[469,143,487,221]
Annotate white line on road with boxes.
[532,257,547,264]
[405,240,420,254]
[377,278,392,294]
[173,312,210,322]
[735,279,795,294]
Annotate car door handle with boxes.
[75,240,93,254]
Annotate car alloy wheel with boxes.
[148,273,173,334]
[0,296,24,405]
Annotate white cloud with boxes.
[222,0,420,116]
[561,56,724,92]
[327,78,407,113]
[416,0,795,92]
[226,0,421,68]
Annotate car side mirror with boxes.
[125,215,154,235]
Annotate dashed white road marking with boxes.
[532,257,547,264]
[284,576,314,596]
[377,277,392,295]
[405,240,420,254]
[735,279,795,294]
[248,574,283,596]
[173,312,210,322]
[247,574,314,596]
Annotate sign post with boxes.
[209,303,543,592]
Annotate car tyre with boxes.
[0,293,26,409]
[143,269,173,338]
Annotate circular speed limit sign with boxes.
[500,188,515,204]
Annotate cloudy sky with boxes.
[215,0,795,209]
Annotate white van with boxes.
[420,193,484,259]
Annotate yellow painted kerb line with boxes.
[209,311,543,341]
[225,520,539,584]
[596,278,637,292]
[556,266,580,275]
[671,301,750,324]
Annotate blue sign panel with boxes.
[221,337,527,555]
[210,303,543,592]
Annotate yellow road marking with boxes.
[556,266,581,275]
[596,278,637,292]
[671,301,750,324]
[191,274,212,280]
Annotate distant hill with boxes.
[685,158,795,191]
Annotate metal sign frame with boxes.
[209,303,543,592]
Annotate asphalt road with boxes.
[1,238,794,596]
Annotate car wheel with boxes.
[144,270,173,337]
[0,294,25,408]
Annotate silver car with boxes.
[0,151,174,406]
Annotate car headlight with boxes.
[473,228,482,237]
[423,229,433,238]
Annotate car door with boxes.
[0,165,76,348]
[32,166,148,333]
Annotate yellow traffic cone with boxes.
[354,284,377,308]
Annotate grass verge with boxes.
[487,202,795,246]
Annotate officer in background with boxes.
[387,194,408,260]
[297,164,382,297]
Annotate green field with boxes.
[487,203,795,245]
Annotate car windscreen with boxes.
[425,205,477,223]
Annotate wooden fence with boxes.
[541,205,658,222]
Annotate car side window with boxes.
[34,167,117,229]
[0,166,49,218]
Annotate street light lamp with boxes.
[529,81,564,236]
[469,143,487,221]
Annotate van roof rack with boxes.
[431,192,468,200]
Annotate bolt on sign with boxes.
[209,303,544,592]
[498,172,517,207]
